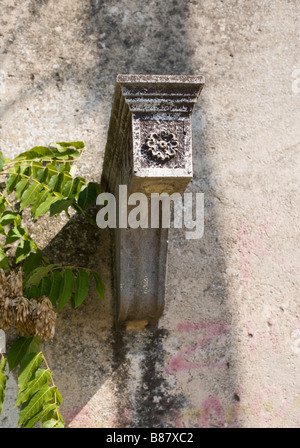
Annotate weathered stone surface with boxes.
[102,75,204,196]
[0,0,299,429]
[101,75,204,325]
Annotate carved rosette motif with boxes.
[145,130,179,162]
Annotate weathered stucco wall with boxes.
[1,0,300,428]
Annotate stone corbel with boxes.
[101,75,204,328]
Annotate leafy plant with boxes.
[0,142,104,427]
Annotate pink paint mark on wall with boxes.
[166,320,230,374]
[173,389,300,428]
[198,397,225,427]
[248,386,300,427]
[66,406,93,428]
[174,413,184,428]
[199,396,240,428]
[173,396,240,428]
[110,406,133,428]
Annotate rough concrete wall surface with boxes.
[0,0,300,428]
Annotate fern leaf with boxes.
[35,194,59,218]
[23,402,57,428]
[18,352,44,393]
[18,384,57,426]
[16,368,52,406]
[0,356,7,415]
[20,183,43,211]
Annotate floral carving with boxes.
[145,130,179,162]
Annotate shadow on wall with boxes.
[0,0,199,120]
[1,0,240,428]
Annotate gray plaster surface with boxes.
[0,0,300,428]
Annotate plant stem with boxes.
[0,163,88,186]
[41,353,61,422]
[0,191,14,211]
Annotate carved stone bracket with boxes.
[145,130,179,162]
[101,75,204,328]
